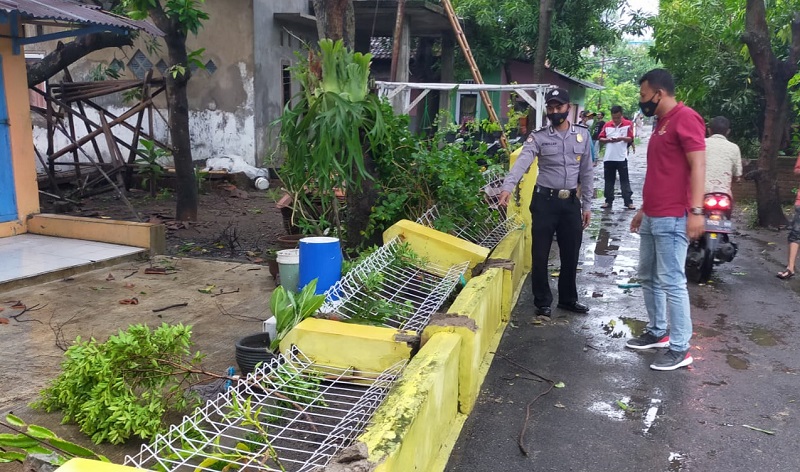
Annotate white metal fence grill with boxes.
[319,237,468,333]
[125,348,405,472]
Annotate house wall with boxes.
[0,24,40,237]
[27,0,262,167]
[253,0,318,167]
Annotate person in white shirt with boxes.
[704,116,742,196]
[599,105,636,209]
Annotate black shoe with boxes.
[556,301,589,313]
[650,349,693,371]
[625,332,670,350]
[536,306,552,316]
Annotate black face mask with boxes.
[639,92,661,117]
[547,111,569,126]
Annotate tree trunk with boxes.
[532,0,554,84]
[742,1,800,227]
[345,152,379,251]
[27,32,132,87]
[312,0,355,48]
[754,87,790,227]
[150,9,198,221]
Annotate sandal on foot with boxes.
[600,203,612,209]
[777,269,795,280]
[625,204,637,210]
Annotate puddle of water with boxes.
[726,354,749,370]
[668,452,687,471]
[600,316,647,338]
[712,313,728,330]
[747,327,782,346]
[594,228,620,256]
[612,253,638,274]
[693,326,721,338]
[692,293,710,309]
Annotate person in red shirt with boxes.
[625,69,706,371]
[776,154,800,279]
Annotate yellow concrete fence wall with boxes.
[0,27,40,238]
[361,332,461,471]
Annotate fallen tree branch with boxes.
[497,354,556,456]
[152,302,188,313]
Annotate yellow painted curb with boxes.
[27,214,166,254]
[55,458,144,472]
[382,220,489,280]
[280,318,414,372]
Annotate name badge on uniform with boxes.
[576,134,583,143]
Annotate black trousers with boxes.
[530,191,583,308]
[604,160,633,205]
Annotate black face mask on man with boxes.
[547,111,569,126]
[639,92,661,117]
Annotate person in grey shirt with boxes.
[497,88,594,316]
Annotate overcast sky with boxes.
[625,0,659,15]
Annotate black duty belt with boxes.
[535,185,577,199]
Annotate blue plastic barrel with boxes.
[298,237,343,294]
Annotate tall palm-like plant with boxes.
[278,40,391,248]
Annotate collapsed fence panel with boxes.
[125,348,405,472]
[416,169,524,250]
[319,237,469,333]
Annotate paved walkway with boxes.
[446,131,800,471]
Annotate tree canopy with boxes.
[452,0,647,77]
[580,41,657,116]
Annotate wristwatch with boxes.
[690,207,704,215]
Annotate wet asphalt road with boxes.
[446,132,800,471]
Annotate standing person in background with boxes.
[581,111,597,162]
[704,116,743,196]
[598,106,636,210]
[777,153,800,280]
[591,111,606,161]
[627,68,706,371]
[496,88,594,317]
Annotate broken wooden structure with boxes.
[30,70,171,199]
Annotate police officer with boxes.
[497,88,594,316]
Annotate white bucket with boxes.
[276,249,300,292]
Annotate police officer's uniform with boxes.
[500,88,594,314]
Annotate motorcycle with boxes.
[685,192,738,283]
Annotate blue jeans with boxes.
[638,215,692,351]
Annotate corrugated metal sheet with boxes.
[0,0,163,36]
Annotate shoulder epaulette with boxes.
[533,125,548,133]
[575,123,589,129]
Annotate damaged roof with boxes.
[0,0,163,36]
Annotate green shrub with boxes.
[32,323,205,444]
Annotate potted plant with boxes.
[505,104,526,139]
[235,280,325,374]
[434,110,460,143]
[480,118,502,143]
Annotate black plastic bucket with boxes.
[235,333,277,375]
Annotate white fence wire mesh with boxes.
[125,348,405,472]
[415,169,524,250]
[319,237,469,333]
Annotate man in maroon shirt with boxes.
[625,69,706,371]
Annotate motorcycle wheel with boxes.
[697,246,714,283]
